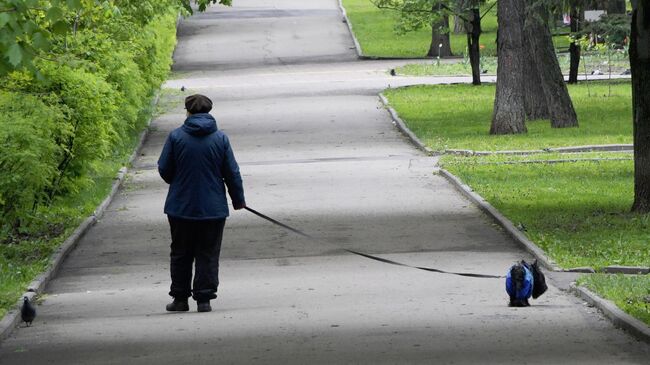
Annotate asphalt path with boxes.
[1,0,648,364]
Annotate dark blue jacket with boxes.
[158,113,245,220]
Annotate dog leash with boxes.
[244,207,504,279]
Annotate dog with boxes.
[506,260,547,307]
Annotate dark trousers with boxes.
[168,217,226,302]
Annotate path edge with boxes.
[337,0,365,59]
[0,92,160,342]
[378,93,434,155]
[438,169,559,271]
[570,284,650,343]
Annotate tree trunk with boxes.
[568,5,581,84]
[525,3,579,128]
[631,0,650,213]
[467,7,482,85]
[523,44,550,120]
[490,0,527,135]
[428,15,453,57]
[454,15,465,33]
[454,0,468,33]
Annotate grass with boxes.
[341,0,569,58]
[578,274,650,326]
[0,91,168,319]
[383,81,632,152]
[440,153,649,324]
[395,52,631,77]
[440,153,648,269]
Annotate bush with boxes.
[0,92,65,233]
[0,6,179,236]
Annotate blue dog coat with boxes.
[506,265,534,300]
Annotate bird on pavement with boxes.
[21,296,36,327]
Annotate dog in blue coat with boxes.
[506,260,547,307]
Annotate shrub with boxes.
[0,91,65,234]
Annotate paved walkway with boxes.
[1,1,648,363]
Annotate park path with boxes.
[1,0,648,363]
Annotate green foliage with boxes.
[0,0,183,317]
[0,0,230,77]
[0,4,178,236]
[0,91,66,230]
[371,0,454,34]
[581,14,631,47]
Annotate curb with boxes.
[0,92,159,342]
[438,169,559,272]
[378,93,435,155]
[570,284,650,343]
[337,0,364,59]
[446,144,633,156]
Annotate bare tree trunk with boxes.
[454,0,468,33]
[525,3,579,128]
[631,0,650,213]
[523,45,550,120]
[490,0,527,134]
[568,5,581,84]
[454,15,465,33]
[467,8,482,85]
[428,15,453,57]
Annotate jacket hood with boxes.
[182,113,218,136]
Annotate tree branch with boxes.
[480,1,496,20]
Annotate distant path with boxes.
[1,1,647,363]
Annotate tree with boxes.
[630,0,650,212]
[372,0,455,57]
[525,1,578,128]
[568,1,583,84]
[374,0,492,84]
[490,0,527,134]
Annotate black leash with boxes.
[244,207,503,279]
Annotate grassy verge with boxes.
[395,52,630,77]
[383,81,632,151]
[578,274,650,326]
[440,153,647,269]
[341,0,568,58]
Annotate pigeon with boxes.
[390,69,396,76]
[21,296,36,327]
[180,86,186,92]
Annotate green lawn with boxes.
[342,0,498,57]
[441,154,647,269]
[395,52,630,77]
[342,0,568,58]
[383,81,632,152]
[578,274,650,325]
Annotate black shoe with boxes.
[166,298,189,312]
[197,301,211,312]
